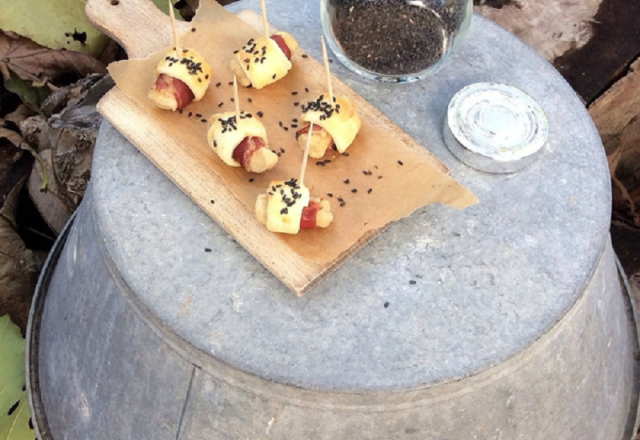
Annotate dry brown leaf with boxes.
[0,128,42,332]
[27,149,72,234]
[3,104,36,129]
[0,176,44,333]
[0,129,24,179]
[0,30,106,84]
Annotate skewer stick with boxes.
[233,75,241,120]
[299,122,313,188]
[321,36,334,104]
[260,0,270,41]
[168,0,181,57]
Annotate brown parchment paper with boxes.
[107,0,478,264]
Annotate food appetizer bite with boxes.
[298,94,361,158]
[255,179,333,234]
[206,76,278,173]
[149,48,212,111]
[255,121,333,234]
[148,3,212,111]
[230,0,298,89]
[296,37,361,158]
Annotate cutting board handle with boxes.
[85,0,190,58]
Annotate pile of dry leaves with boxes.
[0,0,206,332]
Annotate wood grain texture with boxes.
[590,57,640,228]
[86,0,455,295]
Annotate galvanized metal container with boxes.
[26,2,640,439]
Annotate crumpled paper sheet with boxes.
[107,0,478,264]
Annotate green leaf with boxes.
[0,315,34,440]
[0,0,108,56]
[4,76,50,113]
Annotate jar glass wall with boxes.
[321,0,473,83]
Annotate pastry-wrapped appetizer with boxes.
[230,32,298,90]
[207,111,278,173]
[255,178,333,234]
[296,94,362,158]
[149,48,212,111]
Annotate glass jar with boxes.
[321,0,473,83]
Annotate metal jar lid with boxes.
[443,82,549,173]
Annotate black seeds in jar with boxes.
[328,0,466,75]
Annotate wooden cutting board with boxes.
[85,0,455,295]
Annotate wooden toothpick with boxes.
[299,122,313,188]
[233,75,241,120]
[168,0,180,57]
[321,36,334,104]
[260,0,270,41]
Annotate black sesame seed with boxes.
[228,81,233,85]
[343,179,350,184]
[248,97,252,103]
[283,126,289,131]
[291,91,298,95]
[205,248,211,252]
[301,54,308,58]
[342,152,349,157]
[398,160,404,166]
[213,140,217,147]
[233,49,239,54]
[351,188,357,193]
[188,112,193,117]
[216,82,221,87]
[210,199,215,204]
[327,193,333,197]
[178,109,183,114]
[305,87,309,92]
[279,121,283,127]
[409,280,416,285]
[340,201,346,207]
[368,188,373,194]
[218,102,224,107]
[249,178,254,183]
[195,113,202,118]
[293,102,299,106]
[191,28,196,32]
[230,98,235,102]
[272,74,277,79]
[257,111,264,117]
[280,147,285,153]
[292,118,298,122]
[201,118,207,122]
[378,175,383,179]
[316,161,325,166]
[384,302,390,308]
[291,124,297,128]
